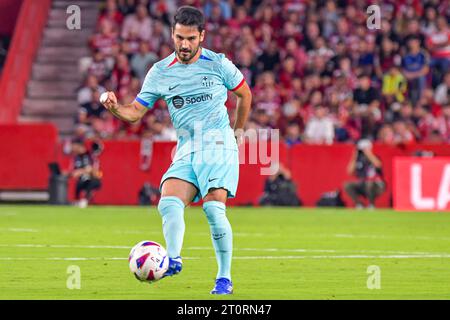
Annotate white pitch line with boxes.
[0,228,39,233]
[232,254,450,259]
[113,231,265,237]
[334,234,450,241]
[0,212,17,216]
[1,244,450,256]
[0,244,131,249]
[0,257,200,261]
[1,254,450,261]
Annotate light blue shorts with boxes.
[160,148,239,203]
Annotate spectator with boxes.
[413,104,437,142]
[89,19,119,57]
[148,20,171,52]
[434,71,450,106]
[257,40,280,72]
[251,108,273,141]
[86,49,111,82]
[304,105,334,145]
[121,4,152,41]
[116,0,137,16]
[78,74,106,106]
[130,41,158,82]
[278,99,303,136]
[235,47,258,87]
[321,0,339,39]
[344,139,385,209]
[97,0,124,32]
[81,89,106,119]
[374,37,401,80]
[284,122,302,147]
[436,104,450,143]
[110,53,133,99]
[393,119,416,144]
[426,16,450,87]
[153,121,177,141]
[252,71,281,117]
[402,36,430,105]
[421,5,438,35]
[204,0,232,20]
[401,18,426,50]
[353,74,381,139]
[382,65,407,104]
[377,124,396,145]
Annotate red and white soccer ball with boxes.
[128,240,169,282]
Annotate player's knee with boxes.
[204,188,228,203]
[157,196,185,217]
[203,201,226,224]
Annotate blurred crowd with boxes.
[75,0,450,145]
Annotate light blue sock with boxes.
[157,196,185,258]
[203,201,232,280]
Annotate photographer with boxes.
[259,162,301,206]
[69,138,103,208]
[344,139,385,209]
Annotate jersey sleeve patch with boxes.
[220,55,245,90]
[231,78,245,91]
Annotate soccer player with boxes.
[101,6,252,295]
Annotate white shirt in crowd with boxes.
[304,116,335,145]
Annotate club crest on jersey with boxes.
[202,76,214,88]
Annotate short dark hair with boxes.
[172,6,205,32]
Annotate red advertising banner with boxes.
[393,157,450,211]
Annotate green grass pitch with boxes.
[1,205,449,299]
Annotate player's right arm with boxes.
[101,92,148,123]
[102,65,160,123]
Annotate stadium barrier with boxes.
[394,157,450,211]
[0,123,58,190]
[2,123,450,208]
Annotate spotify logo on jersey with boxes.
[172,96,185,109]
[172,93,213,109]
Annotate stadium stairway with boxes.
[19,0,101,137]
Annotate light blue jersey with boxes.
[136,48,244,160]
[136,48,244,202]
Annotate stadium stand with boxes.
[20,0,102,136]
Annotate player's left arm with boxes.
[231,81,252,144]
[220,55,252,144]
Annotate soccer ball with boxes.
[128,240,169,282]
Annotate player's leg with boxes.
[195,147,239,294]
[203,188,234,294]
[158,156,200,277]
